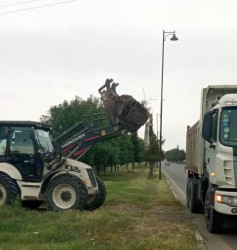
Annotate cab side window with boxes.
[10,127,34,155]
[0,126,7,156]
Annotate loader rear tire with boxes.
[86,176,106,210]
[0,173,20,206]
[46,174,88,211]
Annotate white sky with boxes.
[1,0,237,150]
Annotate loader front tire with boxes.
[0,173,20,206]
[46,174,88,211]
[86,176,106,210]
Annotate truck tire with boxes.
[0,173,20,206]
[205,189,224,233]
[189,179,202,213]
[46,174,88,211]
[22,201,43,210]
[86,176,106,210]
[186,178,191,208]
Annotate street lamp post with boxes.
[159,30,178,180]
[156,113,159,138]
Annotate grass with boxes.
[0,166,200,250]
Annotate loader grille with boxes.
[87,169,97,187]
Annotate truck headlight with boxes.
[216,194,237,207]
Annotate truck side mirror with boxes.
[202,110,216,143]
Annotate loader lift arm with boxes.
[54,112,126,160]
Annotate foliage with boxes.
[165,146,186,163]
[117,135,133,165]
[130,132,145,164]
[41,95,145,168]
[144,119,164,163]
[41,95,104,137]
[143,115,164,179]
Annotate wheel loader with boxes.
[0,79,148,211]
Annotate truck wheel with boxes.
[186,178,191,208]
[46,174,88,211]
[86,176,106,210]
[22,201,43,210]
[0,173,20,206]
[189,179,202,213]
[204,189,224,233]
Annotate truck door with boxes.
[205,112,218,176]
[8,127,37,181]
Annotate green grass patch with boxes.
[0,166,199,250]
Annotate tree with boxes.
[137,138,145,165]
[165,146,186,163]
[144,115,160,179]
[41,95,105,137]
[117,135,133,166]
[41,95,144,174]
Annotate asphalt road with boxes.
[162,162,237,250]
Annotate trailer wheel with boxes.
[86,176,106,210]
[186,178,191,208]
[204,189,224,233]
[0,173,20,206]
[189,179,202,213]
[46,174,88,211]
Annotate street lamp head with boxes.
[170,33,178,41]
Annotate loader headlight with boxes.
[216,194,237,207]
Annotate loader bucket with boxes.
[99,79,149,132]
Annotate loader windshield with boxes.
[34,129,54,153]
[220,108,237,147]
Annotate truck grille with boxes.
[87,169,97,187]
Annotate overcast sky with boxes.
[1,0,237,150]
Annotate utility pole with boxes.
[159,30,178,180]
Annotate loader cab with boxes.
[0,121,54,182]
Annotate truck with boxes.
[186,85,237,233]
[0,79,148,211]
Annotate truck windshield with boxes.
[34,129,54,153]
[220,108,237,147]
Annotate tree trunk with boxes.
[132,161,134,172]
[111,165,113,173]
[149,162,154,179]
[103,163,106,175]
